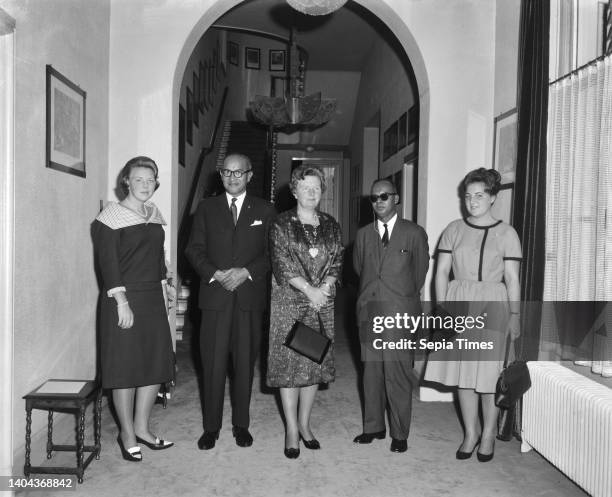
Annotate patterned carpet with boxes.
[18,291,587,497]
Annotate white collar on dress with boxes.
[96,201,166,230]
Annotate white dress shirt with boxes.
[376,213,398,240]
[226,191,247,219]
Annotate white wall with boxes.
[178,28,228,218]
[495,0,521,116]
[0,0,110,460]
[348,30,418,193]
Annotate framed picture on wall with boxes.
[228,41,238,66]
[493,108,518,183]
[45,65,86,177]
[383,121,398,161]
[491,182,514,223]
[192,72,199,127]
[398,112,407,150]
[407,105,418,144]
[179,104,185,167]
[186,87,193,146]
[245,47,260,69]
[269,49,286,72]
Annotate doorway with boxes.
[291,158,342,221]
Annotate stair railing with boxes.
[177,86,229,273]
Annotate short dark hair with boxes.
[462,168,501,195]
[119,156,159,194]
[289,164,327,194]
[371,178,397,193]
[222,153,252,171]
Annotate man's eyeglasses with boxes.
[369,192,396,203]
[218,168,252,178]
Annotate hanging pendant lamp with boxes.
[249,27,336,128]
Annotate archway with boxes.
[170,0,431,250]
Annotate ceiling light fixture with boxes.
[249,27,336,128]
[286,0,349,16]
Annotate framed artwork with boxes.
[493,108,518,183]
[398,112,407,150]
[383,121,398,161]
[179,104,185,167]
[45,65,86,177]
[269,49,286,72]
[199,62,207,112]
[491,182,514,223]
[192,72,199,127]
[186,87,193,146]
[228,41,238,66]
[245,47,260,70]
[407,105,418,144]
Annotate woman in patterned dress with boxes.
[425,168,522,462]
[267,165,344,458]
[93,157,174,462]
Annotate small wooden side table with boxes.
[23,380,102,483]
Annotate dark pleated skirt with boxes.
[100,281,174,389]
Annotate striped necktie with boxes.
[382,223,389,247]
[231,197,238,226]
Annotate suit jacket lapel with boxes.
[380,219,402,266]
[234,194,252,230]
[367,223,384,271]
[214,194,234,228]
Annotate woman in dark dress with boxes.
[93,156,174,461]
[267,165,344,458]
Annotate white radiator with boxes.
[522,362,612,497]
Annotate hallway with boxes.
[19,290,587,497]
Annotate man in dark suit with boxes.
[352,179,429,453]
[186,153,276,450]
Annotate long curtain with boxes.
[544,56,612,361]
[514,0,549,360]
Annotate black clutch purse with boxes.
[284,312,331,364]
[495,336,531,409]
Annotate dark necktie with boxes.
[231,197,238,226]
[382,223,389,247]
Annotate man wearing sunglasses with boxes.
[352,179,429,453]
[186,153,276,451]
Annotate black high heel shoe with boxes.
[117,436,142,462]
[477,440,495,462]
[284,447,300,459]
[284,433,300,459]
[136,435,174,450]
[300,435,321,450]
[456,437,480,460]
